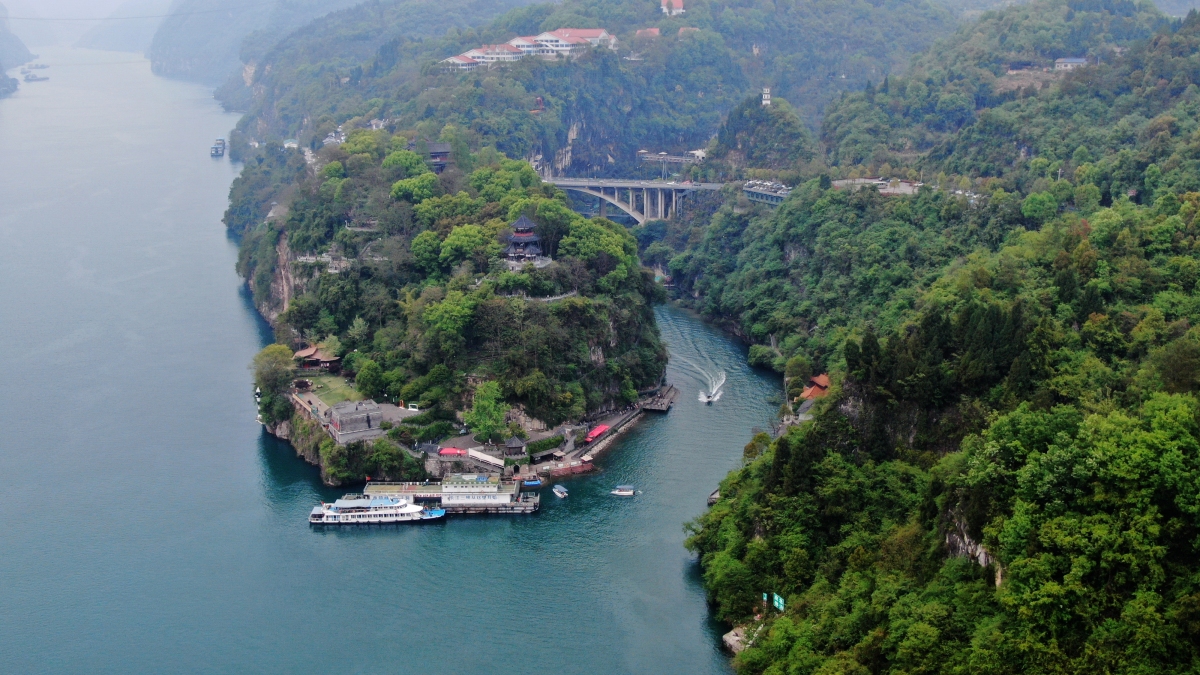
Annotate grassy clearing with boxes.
[308,373,363,406]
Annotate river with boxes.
[0,49,781,674]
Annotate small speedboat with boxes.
[552,484,568,499]
[420,508,447,520]
[611,485,636,497]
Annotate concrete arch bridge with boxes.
[548,178,723,224]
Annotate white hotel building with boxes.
[443,28,617,70]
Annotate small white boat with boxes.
[611,485,636,497]
[552,484,568,499]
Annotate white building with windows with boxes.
[462,44,525,64]
[507,36,546,56]
[533,28,618,57]
[448,28,617,69]
[440,474,517,506]
[441,54,480,71]
[1055,57,1088,71]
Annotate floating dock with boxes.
[642,384,678,413]
[364,475,539,515]
[440,494,539,515]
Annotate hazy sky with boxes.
[5,0,138,44]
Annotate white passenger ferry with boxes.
[309,495,445,525]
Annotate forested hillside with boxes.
[241,129,666,448]
[221,0,956,175]
[677,6,1200,674]
[668,0,1189,355]
[821,0,1169,169]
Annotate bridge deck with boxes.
[550,178,723,190]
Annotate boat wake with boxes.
[699,370,726,404]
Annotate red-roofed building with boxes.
[507,36,545,56]
[800,373,831,400]
[294,345,342,372]
[535,28,617,56]
[662,0,685,15]
[463,44,524,64]
[636,27,661,38]
[441,54,480,71]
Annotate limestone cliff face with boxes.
[265,419,292,440]
[282,417,335,483]
[258,232,301,326]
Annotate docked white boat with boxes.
[309,495,445,525]
[610,485,636,497]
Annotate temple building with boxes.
[506,215,542,260]
[328,400,385,445]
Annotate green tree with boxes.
[411,230,443,275]
[321,161,346,179]
[346,316,370,346]
[382,149,429,178]
[252,344,295,396]
[356,359,384,399]
[252,344,296,427]
[464,380,507,442]
[533,199,575,259]
[414,191,484,229]
[439,224,488,270]
[391,172,438,203]
[1075,183,1101,215]
[423,290,476,335]
[558,218,632,262]
[321,334,344,358]
[1021,192,1058,223]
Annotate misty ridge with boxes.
[3,0,1199,99]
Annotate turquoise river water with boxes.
[0,49,780,674]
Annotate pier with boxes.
[441,494,539,514]
[364,475,540,514]
[642,384,678,412]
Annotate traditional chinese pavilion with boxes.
[506,215,542,260]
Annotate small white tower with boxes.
[762,87,771,107]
